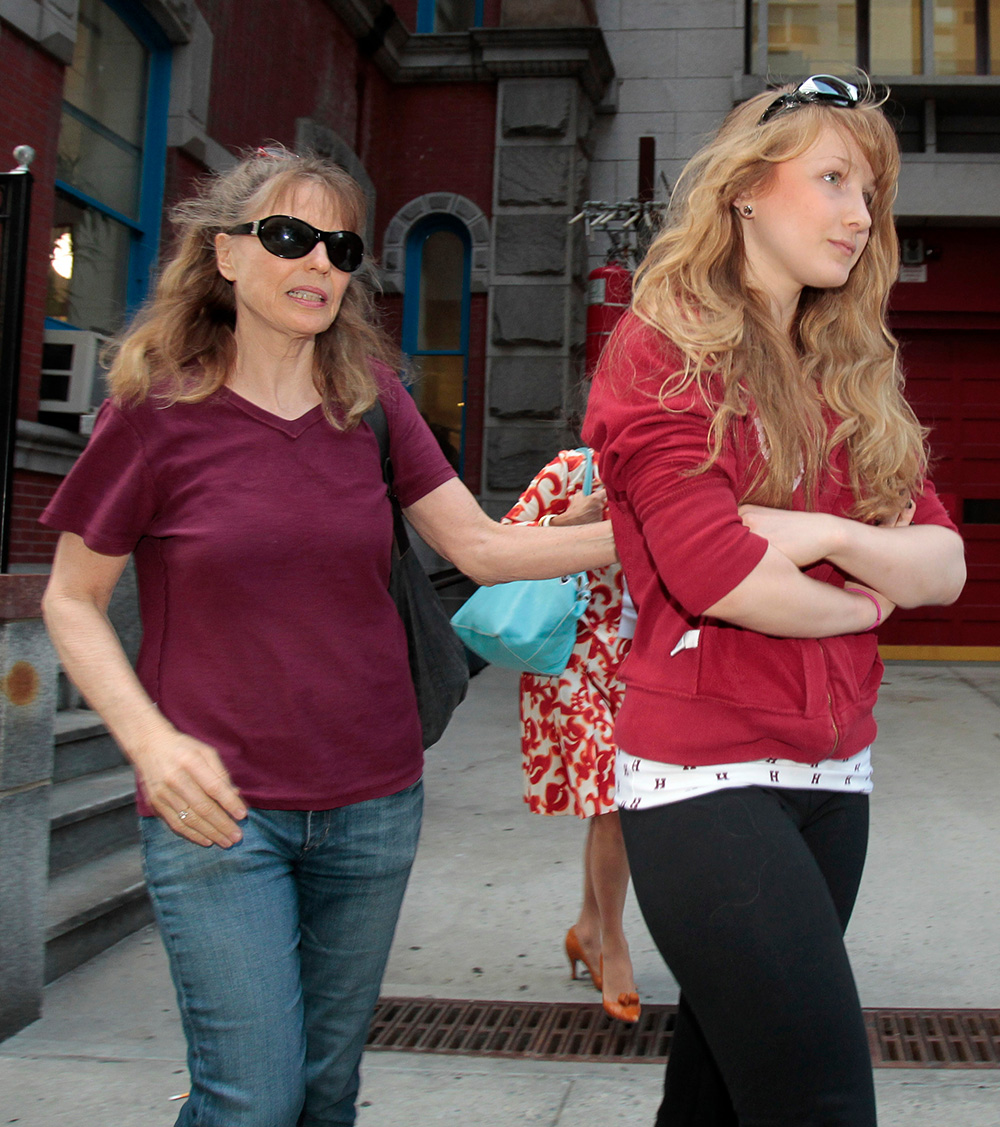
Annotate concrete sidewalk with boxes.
[2,662,998,1125]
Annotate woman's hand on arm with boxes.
[42,533,246,848]
[548,488,608,526]
[704,543,895,636]
[404,478,616,585]
[736,505,840,568]
[738,502,966,608]
[503,451,606,528]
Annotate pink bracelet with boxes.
[845,587,882,631]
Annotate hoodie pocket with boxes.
[694,623,817,716]
[824,632,882,711]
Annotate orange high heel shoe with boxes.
[600,956,641,1023]
[602,990,641,1024]
[565,927,602,992]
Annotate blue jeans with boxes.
[140,780,423,1127]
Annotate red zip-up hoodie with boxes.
[583,313,957,766]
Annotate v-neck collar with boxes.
[220,387,326,438]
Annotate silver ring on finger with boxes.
[178,809,190,821]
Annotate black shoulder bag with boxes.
[365,401,469,748]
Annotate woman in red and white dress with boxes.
[504,448,639,1023]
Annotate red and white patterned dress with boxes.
[503,450,629,818]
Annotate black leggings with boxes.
[620,787,875,1127]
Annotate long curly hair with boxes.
[106,146,400,430]
[627,79,927,521]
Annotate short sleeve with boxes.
[911,477,959,533]
[584,315,768,615]
[377,369,458,507]
[40,400,159,556]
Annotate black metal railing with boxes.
[0,150,34,572]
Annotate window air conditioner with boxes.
[40,329,111,415]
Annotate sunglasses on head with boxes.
[225,215,365,273]
[758,75,860,126]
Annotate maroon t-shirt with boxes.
[41,376,456,814]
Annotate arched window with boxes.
[46,0,170,334]
[416,0,484,33]
[403,217,472,473]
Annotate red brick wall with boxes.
[203,0,362,155]
[394,0,419,29]
[370,84,497,232]
[9,470,61,565]
[158,147,215,264]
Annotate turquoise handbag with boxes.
[451,450,594,676]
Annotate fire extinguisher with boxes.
[585,260,632,378]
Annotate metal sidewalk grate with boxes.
[367,998,1000,1069]
[867,1008,1000,1068]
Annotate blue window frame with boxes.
[416,0,484,33]
[402,216,472,474]
[46,0,170,333]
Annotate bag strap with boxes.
[364,399,411,555]
[576,447,594,497]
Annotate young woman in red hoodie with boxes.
[584,76,965,1127]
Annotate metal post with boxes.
[857,0,870,73]
[0,146,35,573]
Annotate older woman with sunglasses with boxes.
[584,77,965,1126]
[40,148,614,1127]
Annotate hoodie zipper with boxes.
[827,692,841,755]
[818,639,841,755]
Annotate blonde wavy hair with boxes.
[106,146,400,429]
[628,78,927,521]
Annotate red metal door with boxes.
[882,327,1000,649]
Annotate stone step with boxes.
[44,845,152,983]
[54,710,125,782]
[48,765,138,876]
[57,667,84,711]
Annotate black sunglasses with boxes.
[225,215,365,273]
[758,74,860,126]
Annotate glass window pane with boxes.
[935,1,977,75]
[57,110,142,219]
[765,1,857,74]
[936,99,1000,151]
[414,355,464,469]
[871,0,922,73]
[64,0,148,147]
[417,230,465,351]
[46,191,131,334]
[435,0,478,31]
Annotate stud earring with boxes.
[741,204,754,217]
